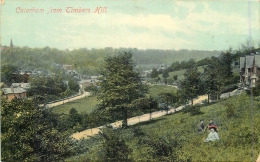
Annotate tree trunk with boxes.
[123,108,128,127]
[149,109,152,121]
[208,93,210,104]
[191,98,193,106]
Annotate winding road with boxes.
[72,94,208,140]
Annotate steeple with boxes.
[10,38,13,48]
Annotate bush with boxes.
[99,127,133,162]
[182,105,202,116]
[224,102,236,118]
[138,134,191,162]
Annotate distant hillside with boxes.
[1,46,220,74]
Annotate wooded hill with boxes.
[1,46,220,74]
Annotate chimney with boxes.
[21,83,23,88]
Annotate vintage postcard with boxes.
[1,0,260,161]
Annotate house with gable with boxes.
[240,52,260,87]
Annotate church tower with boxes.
[10,38,13,48]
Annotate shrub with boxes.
[99,126,133,162]
[182,105,202,116]
[224,102,236,118]
[138,134,190,162]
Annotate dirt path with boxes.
[72,94,208,140]
[46,92,90,108]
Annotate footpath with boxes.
[72,94,208,140]
[46,92,90,108]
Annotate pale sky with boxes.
[1,0,260,51]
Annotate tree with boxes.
[99,127,132,162]
[173,75,178,81]
[1,64,21,86]
[98,51,148,127]
[150,68,158,79]
[27,74,68,103]
[131,96,158,121]
[1,98,75,161]
[68,108,82,129]
[68,77,80,93]
[162,69,169,84]
[139,133,189,161]
[85,84,99,95]
[179,67,201,106]
[201,67,217,103]
[155,76,161,84]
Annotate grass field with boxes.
[52,96,99,114]
[159,66,204,81]
[67,93,260,161]
[148,84,177,98]
[52,85,178,114]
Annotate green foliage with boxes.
[224,102,236,118]
[131,96,158,119]
[1,98,75,162]
[1,47,220,76]
[182,104,203,116]
[98,127,133,162]
[173,74,178,81]
[138,134,190,162]
[27,74,68,103]
[150,68,158,78]
[162,69,169,79]
[249,80,260,96]
[179,67,201,105]
[68,108,82,129]
[1,64,21,86]
[67,94,260,161]
[98,51,148,127]
[85,84,99,95]
[68,78,80,93]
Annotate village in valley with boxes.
[1,1,260,162]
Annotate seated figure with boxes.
[204,128,220,142]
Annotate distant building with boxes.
[62,64,74,70]
[78,79,96,89]
[11,83,30,89]
[13,70,31,83]
[2,86,27,101]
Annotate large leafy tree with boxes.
[201,50,234,101]
[1,98,75,161]
[27,74,68,103]
[98,51,148,127]
[1,64,21,86]
[179,67,201,106]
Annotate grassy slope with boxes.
[52,96,99,114]
[159,66,204,81]
[68,93,260,161]
[148,85,177,97]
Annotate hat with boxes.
[208,125,217,129]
